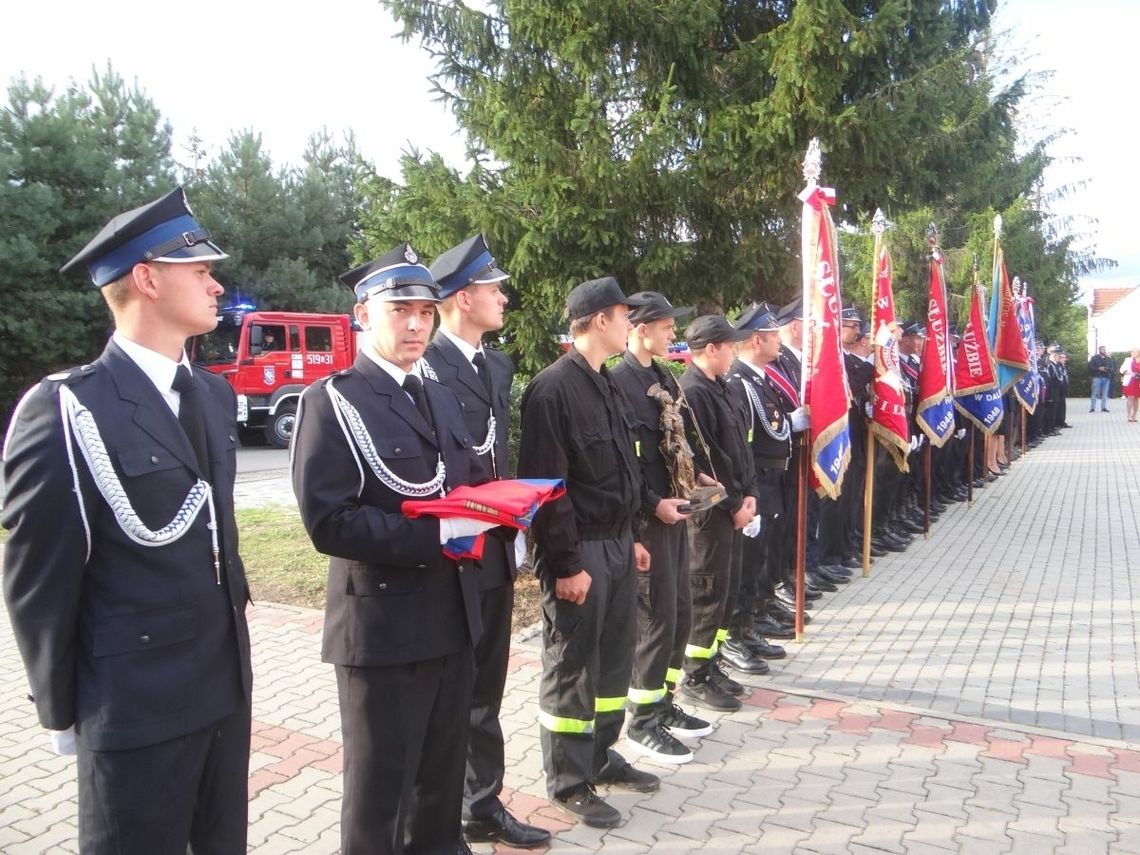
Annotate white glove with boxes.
[917,434,926,448]
[864,402,874,418]
[908,436,918,453]
[790,407,811,431]
[742,515,764,538]
[514,534,528,569]
[49,726,77,756]
[439,517,499,544]
[955,428,966,440]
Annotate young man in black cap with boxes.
[610,292,717,765]
[3,187,253,853]
[678,315,760,709]
[291,244,488,855]
[425,235,551,849]
[517,277,656,829]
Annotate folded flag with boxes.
[403,478,567,560]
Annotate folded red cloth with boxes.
[402,478,566,530]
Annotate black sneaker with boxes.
[554,784,622,828]
[595,762,661,792]
[659,702,714,738]
[680,673,741,711]
[710,658,747,696]
[626,723,693,764]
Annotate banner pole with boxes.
[1021,406,1027,455]
[795,431,808,642]
[967,424,975,505]
[862,429,874,577]
[924,442,932,539]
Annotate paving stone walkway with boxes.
[2,402,1138,853]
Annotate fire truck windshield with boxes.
[191,323,241,366]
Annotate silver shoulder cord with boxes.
[57,385,219,574]
[326,380,446,497]
[417,357,497,462]
[742,375,791,441]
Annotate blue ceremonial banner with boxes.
[1013,293,1040,413]
[953,283,1004,435]
[955,387,1005,434]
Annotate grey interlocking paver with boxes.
[3,404,1140,852]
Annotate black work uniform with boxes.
[517,348,642,800]
[611,352,709,731]
[679,364,754,678]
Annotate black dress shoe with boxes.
[719,639,771,674]
[738,633,787,659]
[842,556,862,569]
[753,617,796,639]
[814,567,850,585]
[463,807,551,848]
[869,542,887,557]
[766,599,809,625]
[806,572,837,592]
[820,563,853,579]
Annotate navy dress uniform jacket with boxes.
[2,341,252,752]
[728,360,791,517]
[424,332,518,590]
[291,353,483,665]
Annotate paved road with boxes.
[2,404,1139,853]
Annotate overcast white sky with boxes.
[2,0,1135,299]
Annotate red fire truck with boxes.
[190,305,357,447]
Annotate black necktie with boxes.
[472,351,493,399]
[402,373,435,433]
[172,365,209,474]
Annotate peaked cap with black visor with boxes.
[340,243,440,304]
[60,187,228,287]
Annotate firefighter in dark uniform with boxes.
[832,307,877,565]
[678,315,759,709]
[772,298,834,602]
[726,303,797,653]
[291,243,486,855]
[610,291,718,766]
[424,235,551,850]
[517,278,656,829]
[2,188,253,854]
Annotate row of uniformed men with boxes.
[4,183,1037,854]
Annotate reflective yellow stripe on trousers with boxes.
[626,685,667,705]
[537,710,595,734]
[595,696,626,714]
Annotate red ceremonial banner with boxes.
[952,286,999,396]
[869,244,910,472]
[915,248,955,447]
[991,247,1030,377]
[799,183,851,499]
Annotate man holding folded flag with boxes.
[291,243,487,854]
